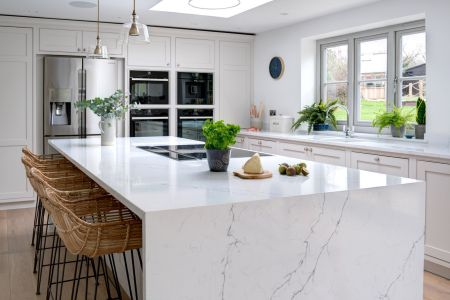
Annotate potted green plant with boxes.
[75,90,130,146]
[292,99,339,134]
[202,120,240,172]
[372,106,414,138]
[415,98,426,139]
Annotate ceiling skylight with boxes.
[150,0,274,18]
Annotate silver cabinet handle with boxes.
[309,147,313,152]
[374,157,380,162]
[177,64,180,67]
[167,63,170,66]
[258,140,262,145]
[77,48,81,52]
[83,48,86,52]
[304,147,308,152]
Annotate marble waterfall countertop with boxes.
[49,136,417,217]
[49,137,425,299]
[238,130,450,161]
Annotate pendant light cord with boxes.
[97,0,100,40]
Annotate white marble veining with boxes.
[49,137,416,217]
[239,130,450,161]
[49,137,425,300]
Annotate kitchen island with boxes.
[49,136,425,300]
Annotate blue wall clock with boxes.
[269,56,285,79]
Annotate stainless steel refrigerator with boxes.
[43,56,122,153]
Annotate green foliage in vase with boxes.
[202,120,240,150]
[292,99,340,134]
[372,106,415,133]
[416,97,426,125]
[75,90,131,119]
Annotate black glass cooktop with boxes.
[138,144,271,161]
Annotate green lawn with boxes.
[334,99,417,122]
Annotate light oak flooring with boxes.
[1,208,450,299]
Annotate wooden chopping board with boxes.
[233,169,273,179]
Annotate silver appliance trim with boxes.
[131,78,169,82]
[179,116,213,120]
[131,117,169,120]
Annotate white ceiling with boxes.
[0,0,381,34]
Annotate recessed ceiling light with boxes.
[69,1,97,8]
[150,0,274,18]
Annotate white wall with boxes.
[254,0,450,144]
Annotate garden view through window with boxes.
[319,22,426,130]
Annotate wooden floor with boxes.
[1,208,450,300]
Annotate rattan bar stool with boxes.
[28,166,109,295]
[44,188,142,300]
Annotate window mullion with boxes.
[387,30,396,110]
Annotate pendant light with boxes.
[90,0,109,58]
[123,0,150,44]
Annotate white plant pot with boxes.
[99,117,116,146]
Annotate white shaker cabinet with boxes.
[175,38,215,69]
[219,41,251,128]
[39,28,83,53]
[247,138,277,155]
[0,26,33,203]
[82,31,123,56]
[127,35,171,67]
[351,152,409,177]
[417,161,450,265]
[309,146,346,166]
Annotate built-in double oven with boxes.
[129,70,214,141]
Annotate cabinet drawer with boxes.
[39,28,82,53]
[278,142,309,159]
[351,152,409,177]
[247,138,277,154]
[234,136,247,149]
[310,146,346,166]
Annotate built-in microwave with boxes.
[177,109,213,141]
[130,109,169,137]
[130,71,169,105]
[177,72,213,105]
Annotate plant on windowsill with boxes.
[415,98,426,139]
[75,90,131,146]
[292,99,340,134]
[372,106,415,138]
[202,120,240,172]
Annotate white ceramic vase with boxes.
[99,117,116,146]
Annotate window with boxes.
[317,21,426,132]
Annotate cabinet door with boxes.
[0,27,33,202]
[39,28,83,53]
[175,38,215,69]
[351,152,409,177]
[310,146,346,167]
[128,35,171,67]
[83,31,123,56]
[417,161,450,264]
[278,142,309,160]
[219,41,251,128]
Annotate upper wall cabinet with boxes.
[39,28,123,56]
[127,35,171,68]
[39,28,83,53]
[175,38,215,69]
[82,31,123,56]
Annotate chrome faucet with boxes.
[326,104,352,138]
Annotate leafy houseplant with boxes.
[292,99,339,134]
[75,90,130,146]
[202,120,240,172]
[372,106,415,138]
[415,98,426,139]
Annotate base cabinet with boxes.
[417,161,450,265]
[247,138,277,154]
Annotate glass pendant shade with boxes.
[89,0,109,59]
[123,14,150,44]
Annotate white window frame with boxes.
[317,20,425,134]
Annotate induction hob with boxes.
[138,144,271,161]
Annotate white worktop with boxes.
[49,137,416,217]
[238,130,450,161]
